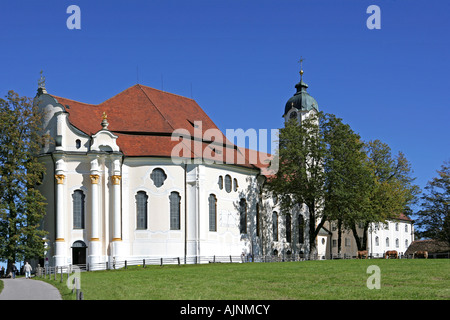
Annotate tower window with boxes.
[76,139,81,149]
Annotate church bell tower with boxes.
[283,58,319,124]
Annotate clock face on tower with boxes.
[289,111,297,119]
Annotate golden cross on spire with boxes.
[298,57,304,80]
[38,70,45,87]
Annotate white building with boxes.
[323,215,414,259]
[34,70,413,268]
[35,82,287,267]
[367,214,414,258]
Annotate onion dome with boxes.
[284,66,319,116]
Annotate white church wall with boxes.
[261,196,310,258]
[122,157,186,259]
[201,164,260,257]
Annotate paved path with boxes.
[0,278,62,300]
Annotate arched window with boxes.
[298,215,304,244]
[375,236,379,246]
[395,238,399,248]
[136,191,148,230]
[225,175,232,193]
[209,194,217,232]
[151,168,167,188]
[272,211,278,241]
[395,223,399,231]
[386,237,390,247]
[286,213,291,243]
[218,176,223,190]
[405,224,408,232]
[233,178,238,192]
[170,192,181,230]
[72,190,85,229]
[405,239,409,247]
[256,203,260,237]
[239,198,247,234]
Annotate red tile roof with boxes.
[390,213,413,222]
[51,84,271,172]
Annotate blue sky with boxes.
[0,0,449,216]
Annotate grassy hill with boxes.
[37,259,449,300]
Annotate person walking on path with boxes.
[11,264,17,279]
[24,262,32,279]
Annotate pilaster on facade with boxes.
[88,154,101,265]
[109,154,123,262]
[111,174,122,243]
[53,153,67,267]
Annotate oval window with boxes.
[151,168,167,188]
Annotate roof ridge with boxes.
[138,83,196,101]
[51,95,97,107]
[97,84,143,105]
[136,84,176,131]
[52,83,196,107]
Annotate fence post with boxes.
[72,277,76,294]
[143,259,146,268]
[230,255,232,263]
[160,258,163,266]
[60,267,63,283]
[76,279,80,300]
[125,260,127,269]
[177,257,180,266]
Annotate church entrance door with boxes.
[72,240,87,265]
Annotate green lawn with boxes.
[37,259,449,300]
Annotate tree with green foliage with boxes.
[356,140,420,250]
[268,112,374,257]
[267,112,327,259]
[322,114,373,254]
[0,90,48,272]
[415,160,450,245]
[267,111,419,256]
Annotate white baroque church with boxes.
[34,70,414,268]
